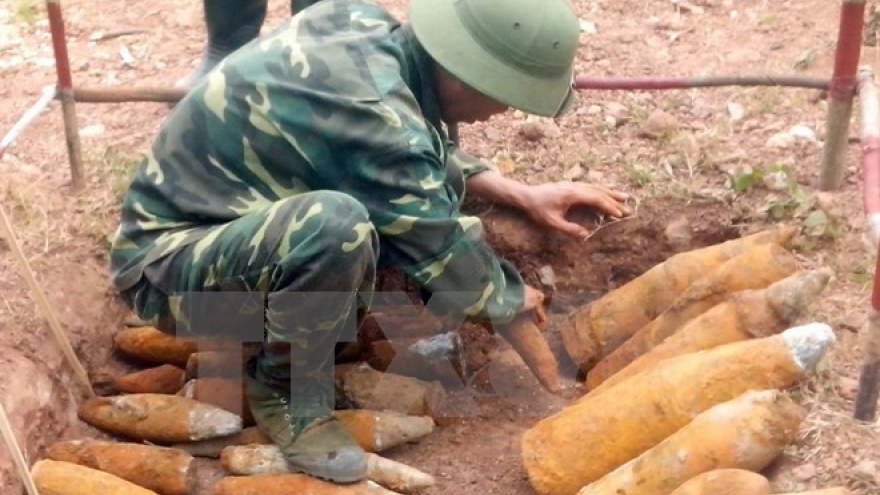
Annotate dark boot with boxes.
[245,354,367,483]
[176,0,269,90]
[290,0,321,15]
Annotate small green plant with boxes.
[793,49,817,71]
[756,14,778,27]
[100,148,141,200]
[728,162,792,194]
[760,188,844,243]
[15,0,40,24]
[616,154,655,188]
[731,167,764,193]
[732,163,844,242]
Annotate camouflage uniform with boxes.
[110,0,527,385]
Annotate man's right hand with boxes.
[522,284,547,329]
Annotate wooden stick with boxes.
[0,401,41,495]
[0,202,95,397]
[46,0,85,191]
[73,86,187,104]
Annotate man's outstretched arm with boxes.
[465,168,633,240]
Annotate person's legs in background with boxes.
[175,0,268,89]
[175,0,324,90]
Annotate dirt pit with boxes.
[0,196,758,495]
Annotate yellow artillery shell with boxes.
[666,469,772,495]
[31,459,162,495]
[46,439,195,495]
[173,410,434,457]
[576,390,805,495]
[220,446,435,493]
[78,393,243,443]
[113,364,186,395]
[521,323,834,495]
[558,226,796,373]
[212,474,403,495]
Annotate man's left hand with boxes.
[522,182,632,240]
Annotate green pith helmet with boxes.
[410,0,580,117]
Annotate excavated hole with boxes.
[3,196,746,495]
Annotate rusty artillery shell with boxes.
[558,226,797,373]
[220,446,435,493]
[172,427,270,457]
[576,390,806,495]
[212,475,402,495]
[114,326,241,367]
[496,315,560,393]
[589,268,832,395]
[113,327,198,367]
[31,459,162,495]
[585,243,799,387]
[333,409,435,452]
[776,489,853,495]
[339,363,447,417]
[367,333,464,384]
[522,323,834,495]
[360,307,445,341]
[78,393,243,443]
[179,377,253,425]
[184,348,257,381]
[112,364,186,394]
[667,469,772,495]
[173,410,435,457]
[46,439,194,495]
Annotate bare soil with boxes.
[1,0,880,494]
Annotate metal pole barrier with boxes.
[818,0,866,191]
[0,86,57,162]
[46,0,85,191]
[573,74,829,91]
[855,66,880,422]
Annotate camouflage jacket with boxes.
[110,0,526,322]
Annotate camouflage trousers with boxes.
[122,191,378,389]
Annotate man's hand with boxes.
[521,182,632,240]
[522,284,547,328]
